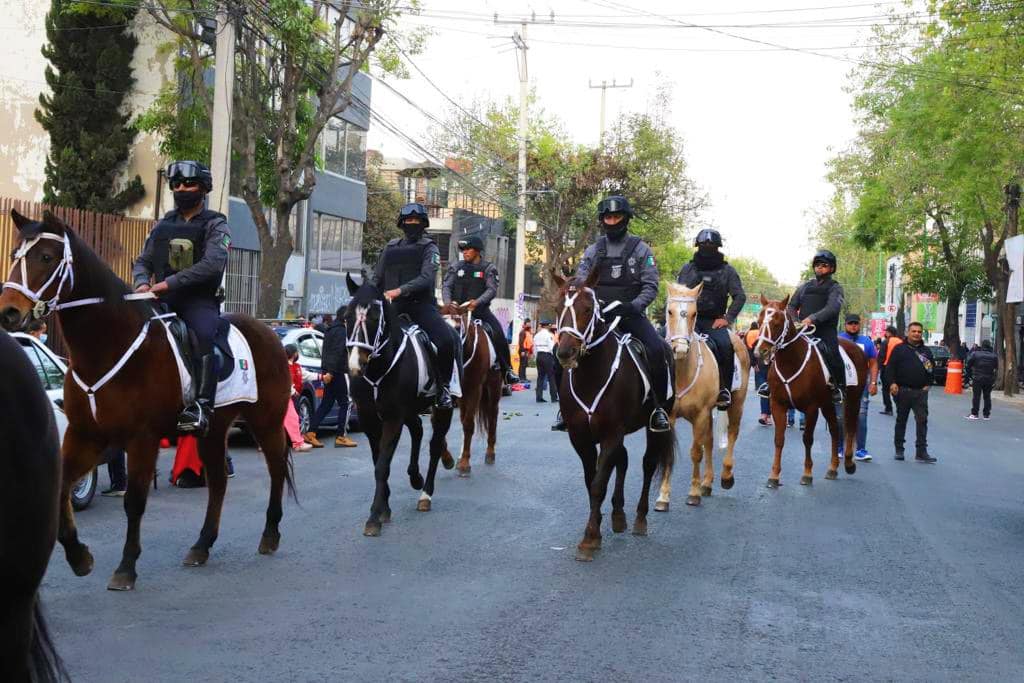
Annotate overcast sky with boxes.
[368,0,899,286]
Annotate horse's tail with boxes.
[29,600,68,683]
[654,423,678,485]
[283,433,298,505]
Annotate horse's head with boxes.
[1,210,72,331]
[344,272,386,377]
[665,281,702,361]
[754,293,792,361]
[440,301,472,336]
[552,267,601,370]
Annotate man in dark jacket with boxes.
[883,321,936,463]
[965,339,998,420]
[133,160,229,435]
[306,305,355,447]
[788,250,846,404]
[877,325,899,415]
[676,228,746,408]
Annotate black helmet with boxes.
[166,160,213,192]
[397,202,430,228]
[694,228,722,247]
[458,234,485,252]
[597,195,634,218]
[812,249,837,271]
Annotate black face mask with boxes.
[173,190,204,212]
[601,220,628,241]
[401,224,424,240]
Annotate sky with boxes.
[367,0,900,286]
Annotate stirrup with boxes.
[756,382,770,399]
[830,385,845,404]
[434,386,454,409]
[505,369,520,385]
[716,388,732,410]
[177,402,209,434]
[649,406,671,433]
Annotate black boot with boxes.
[649,403,672,432]
[551,411,567,431]
[178,354,216,435]
[757,382,771,399]
[434,381,454,410]
[716,387,732,410]
[505,368,520,385]
[830,382,845,405]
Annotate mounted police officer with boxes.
[575,195,672,432]
[132,160,230,434]
[370,202,456,409]
[442,234,519,385]
[789,249,846,404]
[675,228,747,408]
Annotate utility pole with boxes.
[588,78,633,140]
[208,1,236,216]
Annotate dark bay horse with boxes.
[344,274,455,537]
[0,210,294,592]
[441,302,501,477]
[0,330,66,681]
[754,295,867,488]
[553,270,675,562]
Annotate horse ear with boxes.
[693,281,704,296]
[550,268,566,290]
[11,209,35,232]
[760,293,768,306]
[346,272,360,296]
[781,294,790,309]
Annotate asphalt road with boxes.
[40,383,1024,682]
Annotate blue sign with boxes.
[965,299,977,328]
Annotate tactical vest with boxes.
[797,278,839,328]
[451,260,490,305]
[594,235,643,308]
[382,238,433,303]
[680,262,730,319]
[149,214,220,299]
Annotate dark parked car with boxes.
[927,344,950,385]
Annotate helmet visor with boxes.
[695,229,721,245]
[599,198,630,215]
[166,161,203,181]
[399,203,428,219]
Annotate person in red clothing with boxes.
[284,344,315,452]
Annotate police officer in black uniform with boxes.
[788,249,846,404]
[576,195,672,432]
[132,161,230,434]
[675,228,747,408]
[370,203,456,409]
[442,234,519,385]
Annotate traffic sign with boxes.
[884,303,898,315]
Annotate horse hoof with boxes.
[363,521,382,537]
[845,462,857,475]
[654,500,670,512]
[767,478,780,489]
[258,533,280,555]
[380,509,392,524]
[800,475,813,486]
[825,470,838,480]
[686,495,701,506]
[409,473,424,490]
[417,499,432,512]
[68,545,95,577]
[721,476,735,490]
[484,453,495,465]
[106,572,136,591]
[611,512,628,533]
[441,451,455,470]
[700,485,713,497]
[632,520,648,536]
[457,466,471,478]
[183,547,209,566]
[575,547,596,562]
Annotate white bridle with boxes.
[444,304,483,370]
[347,301,388,357]
[755,307,821,407]
[556,287,620,352]
[666,294,711,399]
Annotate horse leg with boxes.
[57,428,105,577]
[842,391,859,475]
[610,446,628,533]
[108,434,160,591]
[420,407,454,512]
[569,429,598,492]
[721,397,742,490]
[457,386,480,477]
[364,418,401,536]
[484,374,500,465]
[247,408,291,554]
[685,413,706,506]
[405,414,424,497]
[577,437,619,561]
[700,410,716,498]
[634,432,664,535]
[654,422,675,512]
[801,408,819,485]
[183,413,233,566]
[768,399,788,488]
[824,403,842,480]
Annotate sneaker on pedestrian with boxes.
[226,457,236,478]
[335,435,357,448]
[854,449,872,462]
[757,416,771,427]
[894,450,905,461]
[786,419,794,428]
[915,453,937,464]
[295,442,313,452]
[305,432,324,448]
[983,414,991,420]
[879,409,893,416]
[101,486,126,497]
[965,414,979,420]
[536,397,547,403]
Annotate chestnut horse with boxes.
[553,270,675,562]
[754,295,867,488]
[0,210,295,592]
[441,302,502,477]
[661,282,750,508]
[0,330,65,681]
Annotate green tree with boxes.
[362,156,403,264]
[36,0,145,212]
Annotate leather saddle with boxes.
[166,315,236,383]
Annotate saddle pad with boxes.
[166,322,258,408]
[408,331,463,399]
[838,345,858,385]
[732,353,743,391]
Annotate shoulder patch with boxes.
[432,253,440,265]
[645,255,656,267]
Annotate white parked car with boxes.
[12,332,97,510]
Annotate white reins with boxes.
[755,307,822,407]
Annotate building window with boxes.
[223,247,261,316]
[312,212,363,272]
[321,118,367,182]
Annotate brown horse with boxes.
[440,302,502,477]
[0,210,294,592]
[661,282,750,508]
[553,270,675,562]
[0,329,66,681]
[754,295,867,488]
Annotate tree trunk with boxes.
[942,290,962,354]
[999,298,1018,396]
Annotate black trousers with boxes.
[971,381,993,417]
[167,296,220,355]
[473,305,512,371]
[894,387,929,455]
[535,352,558,401]
[881,366,893,411]
[395,299,456,384]
[105,446,127,490]
[812,327,845,388]
[695,317,734,392]
[618,310,671,405]
[310,375,349,434]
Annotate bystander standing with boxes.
[965,339,998,420]
[877,326,901,415]
[839,314,879,461]
[306,305,356,448]
[533,322,558,403]
[883,322,936,463]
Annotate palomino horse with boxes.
[754,295,867,487]
[553,270,675,562]
[661,282,750,508]
[440,302,502,477]
[0,210,295,592]
[344,274,456,537]
[0,330,65,681]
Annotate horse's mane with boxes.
[65,226,151,318]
